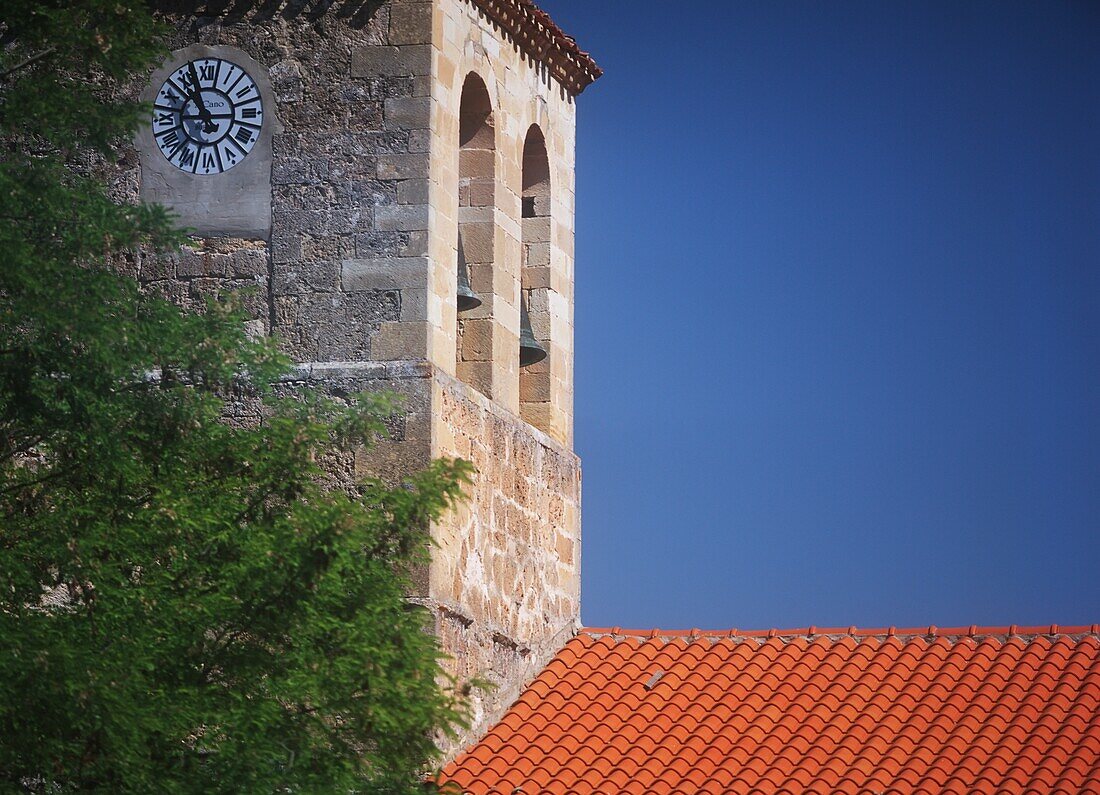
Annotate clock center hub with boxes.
[180,89,234,144]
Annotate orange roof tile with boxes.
[438,625,1100,794]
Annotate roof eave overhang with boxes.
[467,0,603,96]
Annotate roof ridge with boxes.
[581,624,1100,640]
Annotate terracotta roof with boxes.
[468,0,602,95]
[439,625,1100,794]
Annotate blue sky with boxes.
[539,0,1100,630]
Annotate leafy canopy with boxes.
[0,2,470,792]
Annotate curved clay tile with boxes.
[439,629,1100,794]
[698,766,739,792]
[1023,637,1055,660]
[784,692,816,718]
[803,764,844,792]
[726,640,757,662]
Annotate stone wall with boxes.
[430,368,581,751]
[519,127,554,432]
[428,0,577,447]
[113,0,588,756]
[116,238,272,337]
[124,1,437,362]
[258,360,581,749]
[260,361,583,753]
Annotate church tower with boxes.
[127,0,600,745]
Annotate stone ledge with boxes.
[275,361,573,459]
[433,365,577,462]
[281,359,433,382]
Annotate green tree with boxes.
[0,2,470,791]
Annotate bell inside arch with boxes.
[519,292,547,367]
[456,234,482,312]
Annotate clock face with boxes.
[152,57,263,174]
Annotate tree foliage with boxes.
[0,2,471,791]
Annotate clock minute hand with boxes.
[186,61,218,134]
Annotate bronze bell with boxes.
[519,292,547,367]
[456,234,482,312]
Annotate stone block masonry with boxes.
[123,0,437,365]
[112,0,598,759]
[428,0,579,448]
[267,362,582,755]
[430,368,581,754]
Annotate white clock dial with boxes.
[152,58,263,174]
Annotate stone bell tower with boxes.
[127,0,600,746]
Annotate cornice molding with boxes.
[467,0,602,95]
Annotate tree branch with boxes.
[0,463,71,497]
[0,433,46,466]
[0,46,57,80]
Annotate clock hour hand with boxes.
[186,61,218,135]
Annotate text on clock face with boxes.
[153,58,263,174]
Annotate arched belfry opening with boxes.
[455,73,496,398]
[520,124,552,434]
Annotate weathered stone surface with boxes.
[229,246,268,278]
[295,290,399,361]
[399,288,429,321]
[529,194,552,217]
[176,248,227,278]
[459,179,495,208]
[357,439,432,485]
[459,149,495,177]
[520,401,552,434]
[354,230,420,258]
[458,318,493,361]
[384,96,430,129]
[342,257,428,291]
[396,178,429,205]
[269,59,303,103]
[272,258,341,295]
[375,203,428,231]
[460,221,494,263]
[431,369,580,753]
[376,153,428,180]
[521,216,551,243]
[388,2,433,45]
[116,0,583,759]
[408,128,431,153]
[350,44,431,78]
[524,243,551,270]
[373,320,428,360]
[519,373,551,403]
[455,361,492,397]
